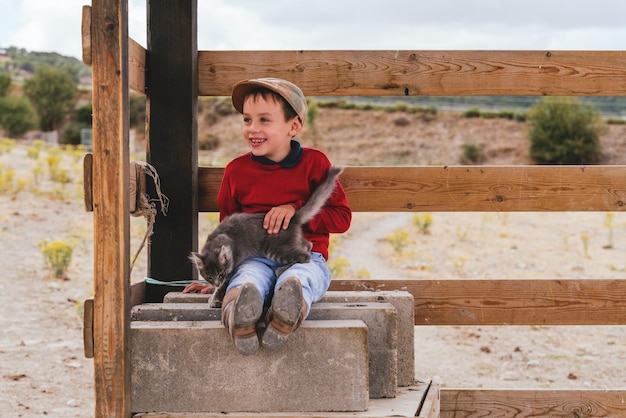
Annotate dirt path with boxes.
[0,195,95,417]
[333,213,413,278]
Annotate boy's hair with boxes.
[231,78,308,124]
[243,88,299,122]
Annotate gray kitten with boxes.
[191,166,344,308]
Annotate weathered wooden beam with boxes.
[328,279,626,325]
[129,37,146,94]
[90,0,131,416]
[440,388,626,418]
[198,50,626,97]
[146,0,198,302]
[198,165,626,213]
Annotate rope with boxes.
[130,161,170,274]
[145,277,207,287]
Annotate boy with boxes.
[184,78,352,355]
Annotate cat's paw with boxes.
[208,295,222,309]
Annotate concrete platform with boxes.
[132,378,440,417]
[162,290,415,386]
[131,320,369,413]
[132,301,398,399]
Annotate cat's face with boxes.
[190,234,234,288]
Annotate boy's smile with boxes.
[242,95,302,163]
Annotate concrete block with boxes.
[131,303,221,321]
[131,320,369,413]
[132,301,397,398]
[308,302,397,398]
[321,291,415,387]
[163,292,207,303]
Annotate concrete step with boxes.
[131,378,439,418]
[131,320,369,413]
[132,301,398,399]
[163,290,415,387]
[321,291,415,387]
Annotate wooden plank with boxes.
[129,37,146,94]
[328,279,626,326]
[440,388,626,418]
[198,50,626,97]
[83,152,93,211]
[198,165,626,213]
[130,280,146,307]
[91,0,131,416]
[81,5,91,66]
[82,282,143,361]
[145,0,198,302]
[82,297,94,359]
[417,378,440,418]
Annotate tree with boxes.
[528,97,604,164]
[23,66,77,131]
[0,73,11,97]
[0,96,38,137]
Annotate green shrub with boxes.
[463,107,481,118]
[424,106,438,115]
[0,96,38,137]
[306,99,318,131]
[460,142,485,164]
[0,73,11,97]
[129,93,146,127]
[528,97,604,164]
[62,121,90,144]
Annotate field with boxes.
[1,107,626,416]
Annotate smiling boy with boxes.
[185,78,351,355]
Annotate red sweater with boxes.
[217,147,352,260]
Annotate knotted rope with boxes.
[130,161,169,274]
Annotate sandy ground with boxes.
[2,115,626,416]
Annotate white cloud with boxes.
[7,0,85,57]
[2,0,626,59]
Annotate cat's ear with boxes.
[217,245,233,270]
[189,252,204,270]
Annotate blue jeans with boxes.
[226,252,331,318]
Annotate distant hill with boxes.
[0,46,91,86]
[344,95,626,117]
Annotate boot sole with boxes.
[232,283,263,355]
[262,277,302,350]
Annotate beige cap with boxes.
[231,78,307,123]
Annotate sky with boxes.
[2,0,626,60]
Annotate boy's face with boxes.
[241,94,302,163]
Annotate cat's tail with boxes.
[295,166,344,225]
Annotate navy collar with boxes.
[251,140,304,168]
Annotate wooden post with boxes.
[146,0,199,302]
[90,0,131,416]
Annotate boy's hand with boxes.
[264,204,296,234]
[182,282,215,294]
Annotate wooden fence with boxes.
[85,0,626,416]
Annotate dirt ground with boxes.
[1,109,626,416]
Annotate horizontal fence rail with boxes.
[124,44,626,97]
[329,279,626,326]
[439,389,626,418]
[198,165,626,213]
[196,50,626,97]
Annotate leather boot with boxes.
[221,282,263,355]
[262,277,307,351]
